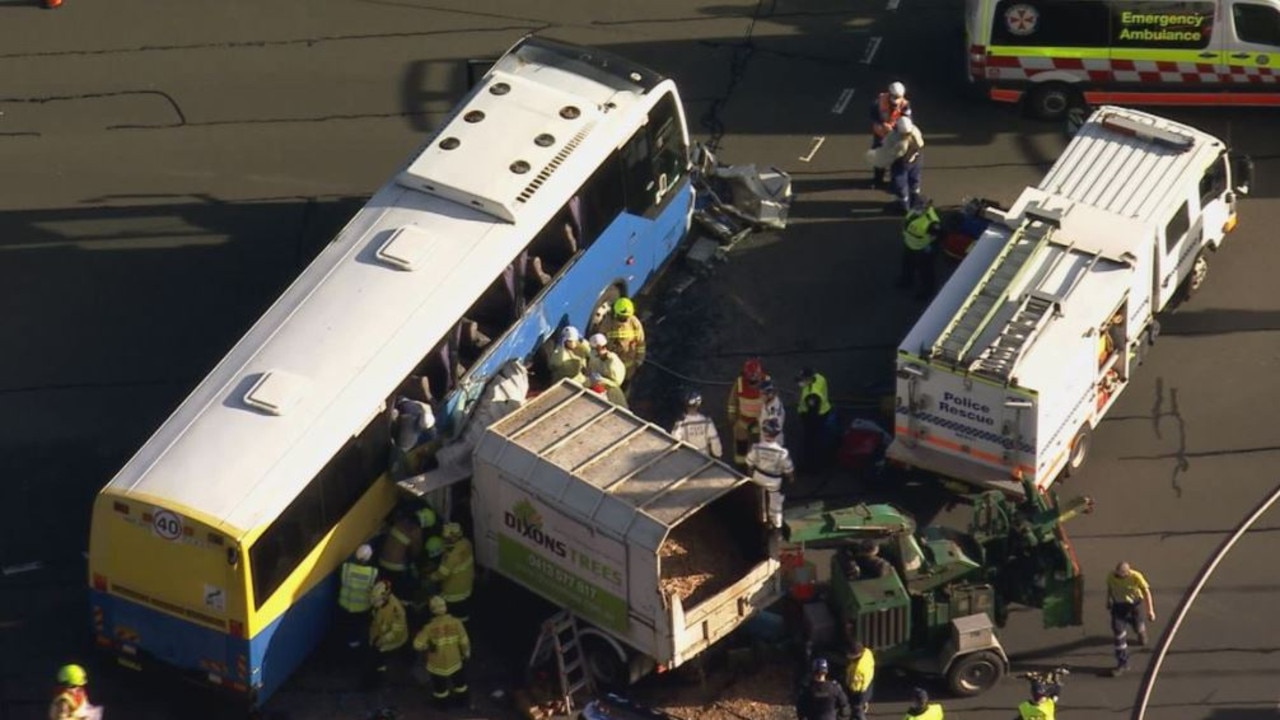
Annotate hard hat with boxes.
[742,358,763,380]
[612,297,635,318]
[442,522,463,541]
[811,657,829,674]
[762,418,782,437]
[425,535,445,558]
[416,506,437,529]
[896,116,914,134]
[57,664,87,687]
[589,333,609,348]
[561,325,581,343]
[685,390,703,407]
[371,580,391,606]
[355,544,374,562]
[888,81,906,98]
[429,595,448,615]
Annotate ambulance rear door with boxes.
[1222,0,1280,80]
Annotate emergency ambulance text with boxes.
[1117,11,1208,43]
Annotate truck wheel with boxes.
[1026,83,1076,121]
[1064,425,1092,478]
[1183,253,1209,300]
[947,650,1005,696]
[583,635,628,691]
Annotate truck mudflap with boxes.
[666,557,781,668]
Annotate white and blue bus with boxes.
[87,35,693,707]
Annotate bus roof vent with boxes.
[375,225,432,271]
[242,370,311,416]
[395,71,603,223]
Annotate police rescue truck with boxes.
[889,107,1251,493]
[965,0,1280,118]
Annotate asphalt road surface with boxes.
[2,1,1279,719]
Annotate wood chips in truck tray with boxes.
[659,511,750,608]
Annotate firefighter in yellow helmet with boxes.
[602,296,646,389]
[50,664,97,720]
[413,595,471,709]
[432,523,474,622]
[367,580,409,684]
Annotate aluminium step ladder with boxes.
[529,610,595,714]
[929,211,1059,366]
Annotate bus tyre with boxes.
[1064,425,1092,478]
[947,650,1005,697]
[1026,83,1076,121]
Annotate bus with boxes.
[87,35,694,707]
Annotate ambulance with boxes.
[965,0,1280,118]
[888,107,1251,493]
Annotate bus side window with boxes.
[621,91,689,218]
[621,125,654,216]
[524,207,582,300]
[577,153,625,245]
[459,268,518,367]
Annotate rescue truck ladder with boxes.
[529,610,595,714]
[930,214,1056,366]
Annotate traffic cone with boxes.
[44,0,63,7]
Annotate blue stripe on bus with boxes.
[250,571,338,702]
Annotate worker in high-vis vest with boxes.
[897,198,941,300]
[432,523,475,622]
[414,534,447,614]
[727,358,770,465]
[1017,682,1057,719]
[902,687,943,720]
[603,297,646,384]
[49,664,97,720]
[413,595,471,709]
[379,504,437,600]
[845,640,876,720]
[796,367,833,472]
[337,544,378,650]
[367,580,409,680]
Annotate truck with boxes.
[783,476,1093,695]
[888,106,1252,493]
[467,380,783,686]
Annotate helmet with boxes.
[896,116,914,134]
[762,418,782,437]
[429,595,448,616]
[416,506,437,529]
[589,333,609,348]
[442,522,463,541]
[57,664,87,687]
[742,358,763,381]
[560,325,581,343]
[612,297,635,319]
[371,580,391,607]
[888,81,906,98]
[685,390,703,407]
[355,544,374,563]
[811,657,829,675]
[425,535,445,558]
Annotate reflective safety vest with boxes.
[369,595,409,652]
[49,687,88,720]
[438,538,474,602]
[1018,698,1055,720]
[1107,569,1151,605]
[671,413,723,457]
[730,376,765,422]
[903,207,940,251]
[605,315,646,371]
[904,703,945,720]
[846,647,876,693]
[414,614,471,676]
[871,93,910,138]
[337,561,378,613]
[797,373,832,415]
[379,517,422,572]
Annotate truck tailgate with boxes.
[671,556,781,666]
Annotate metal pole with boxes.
[1133,481,1280,719]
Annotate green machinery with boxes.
[782,476,1093,696]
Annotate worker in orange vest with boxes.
[727,358,770,466]
[868,82,912,189]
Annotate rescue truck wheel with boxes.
[1065,425,1092,477]
[947,650,1005,696]
[1184,253,1209,300]
[1026,83,1077,121]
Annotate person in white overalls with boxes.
[671,390,723,458]
[746,418,793,529]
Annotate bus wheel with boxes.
[1026,83,1076,121]
[589,282,624,335]
[1064,425,1092,478]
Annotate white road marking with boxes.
[862,36,883,64]
[799,136,826,162]
[832,88,856,114]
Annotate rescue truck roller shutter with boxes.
[889,106,1251,494]
[964,0,1280,118]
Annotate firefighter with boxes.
[845,640,875,720]
[671,390,723,458]
[903,687,943,719]
[796,367,832,472]
[727,358,770,465]
[49,664,96,720]
[337,543,379,650]
[587,333,627,393]
[898,197,941,300]
[549,325,589,384]
[1107,561,1156,676]
[367,580,409,680]
[414,535,447,611]
[745,418,792,529]
[868,82,912,189]
[433,522,474,623]
[602,297,646,387]
[379,504,437,600]
[796,657,852,720]
[413,596,471,709]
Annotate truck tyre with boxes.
[1182,253,1209,302]
[946,650,1005,696]
[582,635,628,691]
[1064,425,1092,478]
[1026,83,1077,121]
